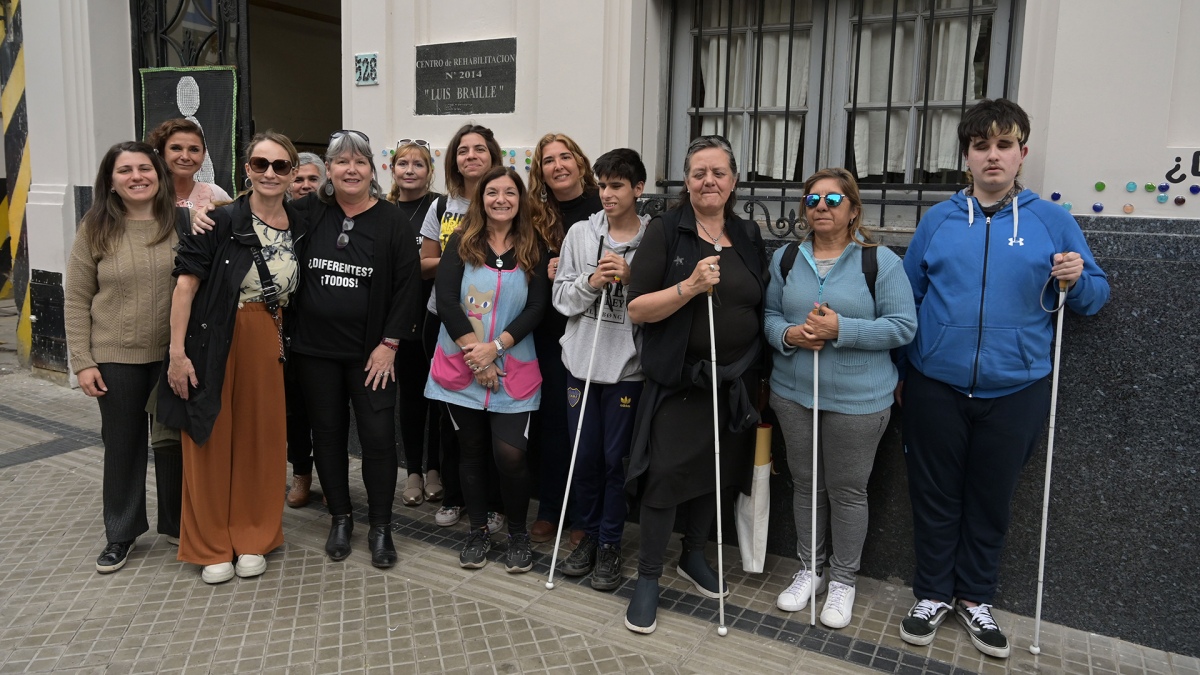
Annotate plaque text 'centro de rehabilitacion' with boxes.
[415,38,516,115]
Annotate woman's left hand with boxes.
[803,304,839,340]
[363,344,397,390]
[461,340,498,371]
[548,256,560,281]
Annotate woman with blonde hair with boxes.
[526,132,603,544]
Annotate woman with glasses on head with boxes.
[147,118,231,210]
[765,168,916,629]
[160,131,302,584]
[425,166,550,573]
[525,132,603,544]
[418,124,505,530]
[623,135,767,634]
[287,130,422,568]
[387,138,444,507]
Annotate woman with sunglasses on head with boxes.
[287,129,422,568]
[386,138,444,507]
[425,166,550,573]
[623,135,767,634]
[66,141,184,574]
[160,131,302,584]
[526,133,603,544]
[418,124,505,530]
[147,118,231,210]
[764,168,916,628]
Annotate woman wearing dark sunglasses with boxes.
[763,167,916,627]
[286,129,422,568]
[160,131,303,584]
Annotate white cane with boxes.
[1030,278,1069,655]
[546,284,609,590]
[810,303,824,627]
[707,286,729,637]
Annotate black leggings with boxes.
[294,353,397,525]
[445,404,530,534]
[636,490,722,579]
[395,338,439,475]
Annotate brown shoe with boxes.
[529,519,555,543]
[570,529,586,547]
[402,473,424,506]
[286,474,312,508]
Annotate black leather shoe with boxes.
[367,524,397,568]
[95,540,135,574]
[326,515,353,561]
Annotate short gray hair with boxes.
[320,131,383,202]
[680,135,739,219]
[297,152,326,182]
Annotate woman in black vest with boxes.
[623,135,767,634]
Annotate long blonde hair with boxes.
[456,167,543,279]
[386,142,436,203]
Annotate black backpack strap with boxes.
[779,241,800,284]
[248,243,287,363]
[436,195,447,223]
[862,244,878,303]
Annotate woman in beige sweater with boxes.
[66,141,182,574]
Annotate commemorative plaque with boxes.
[415,37,517,115]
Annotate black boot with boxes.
[677,547,729,599]
[367,524,397,568]
[153,445,183,539]
[326,515,354,561]
[624,575,660,634]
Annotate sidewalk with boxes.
[0,301,1197,674]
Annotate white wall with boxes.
[1018,0,1199,219]
[340,0,661,192]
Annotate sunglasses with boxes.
[803,193,847,209]
[330,129,370,145]
[335,217,355,250]
[395,138,431,151]
[248,157,294,174]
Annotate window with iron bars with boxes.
[660,0,1022,236]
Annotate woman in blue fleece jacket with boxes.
[897,99,1109,659]
[764,167,916,629]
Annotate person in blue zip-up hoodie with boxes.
[896,99,1109,658]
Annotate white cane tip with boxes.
[545,581,555,590]
[717,626,728,637]
[1029,645,1041,655]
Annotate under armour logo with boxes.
[1008,237,1024,246]
[673,256,685,266]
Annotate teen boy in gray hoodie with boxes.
[551,149,650,591]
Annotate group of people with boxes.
[64,98,1108,659]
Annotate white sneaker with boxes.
[235,554,266,578]
[201,562,235,584]
[776,568,827,612]
[435,505,462,527]
[486,511,506,534]
[820,581,856,628]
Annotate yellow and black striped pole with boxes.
[0,0,29,364]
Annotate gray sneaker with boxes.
[899,599,951,646]
[954,600,1010,658]
[486,511,506,534]
[435,505,462,527]
[560,534,597,576]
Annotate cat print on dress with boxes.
[462,285,494,341]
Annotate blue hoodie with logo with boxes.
[903,188,1109,398]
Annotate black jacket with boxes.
[157,195,307,445]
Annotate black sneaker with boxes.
[954,600,1010,658]
[899,599,951,646]
[95,540,135,574]
[505,532,533,573]
[624,576,660,634]
[459,528,491,569]
[560,533,597,576]
[590,543,622,591]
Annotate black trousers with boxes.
[444,404,530,534]
[903,368,1050,604]
[294,353,398,525]
[636,490,721,578]
[396,333,439,475]
[424,312,462,507]
[285,367,314,476]
[96,362,180,542]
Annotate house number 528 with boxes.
[355,53,379,86]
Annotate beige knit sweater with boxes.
[65,219,177,373]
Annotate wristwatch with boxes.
[493,338,506,356]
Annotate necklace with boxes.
[697,219,725,252]
[405,194,430,227]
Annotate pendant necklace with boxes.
[697,220,725,252]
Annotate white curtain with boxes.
[852,15,982,178]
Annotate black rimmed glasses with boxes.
[336,217,355,250]
[248,157,294,174]
[330,129,370,146]
[803,193,847,209]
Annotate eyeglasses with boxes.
[395,138,430,151]
[248,157,294,174]
[335,217,355,250]
[802,193,847,209]
[330,129,370,146]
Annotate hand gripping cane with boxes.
[1030,278,1069,655]
[707,287,730,636]
[546,284,610,590]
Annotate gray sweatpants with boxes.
[771,392,890,586]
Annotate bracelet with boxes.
[379,339,399,352]
[676,282,683,296]
[493,338,506,356]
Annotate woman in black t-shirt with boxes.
[288,130,422,570]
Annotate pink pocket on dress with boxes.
[429,344,474,391]
[501,354,543,401]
